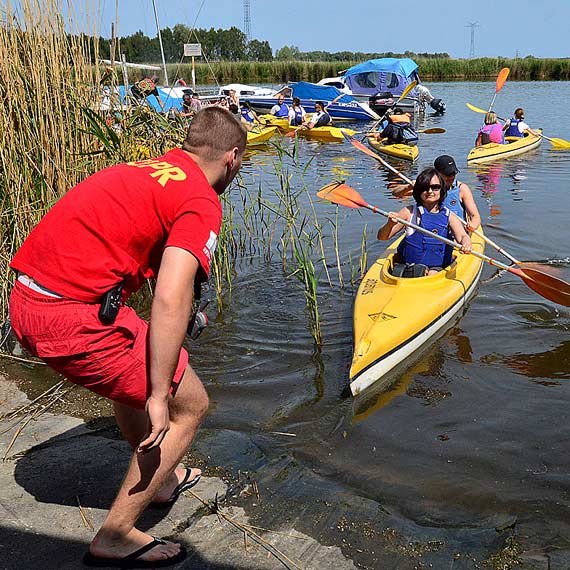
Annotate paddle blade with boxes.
[317,183,367,209]
[342,131,383,161]
[285,129,299,138]
[420,128,446,134]
[510,266,570,307]
[495,67,510,93]
[466,102,487,114]
[399,80,418,101]
[547,137,570,149]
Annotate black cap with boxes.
[434,155,459,175]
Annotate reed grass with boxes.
[159,57,570,87]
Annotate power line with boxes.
[243,0,251,41]
[466,22,480,59]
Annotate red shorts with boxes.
[9,281,188,409]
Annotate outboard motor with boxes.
[430,98,446,114]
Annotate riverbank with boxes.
[0,361,552,570]
[159,57,570,85]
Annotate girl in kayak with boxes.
[378,167,472,277]
[503,108,541,138]
[475,111,504,146]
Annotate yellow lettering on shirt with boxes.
[127,159,187,187]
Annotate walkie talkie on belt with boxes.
[187,280,209,340]
[98,282,123,325]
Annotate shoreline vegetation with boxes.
[162,58,570,85]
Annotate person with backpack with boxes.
[373,108,418,146]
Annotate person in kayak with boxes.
[391,155,481,234]
[303,101,332,129]
[239,101,261,131]
[503,108,540,138]
[475,111,504,146]
[378,167,472,277]
[371,108,418,146]
[9,107,247,568]
[288,96,307,126]
[270,94,290,118]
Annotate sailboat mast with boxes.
[151,0,169,85]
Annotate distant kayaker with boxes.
[391,155,481,233]
[372,108,418,146]
[130,75,166,113]
[503,108,540,138]
[9,107,247,568]
[270,94,290,118]
[303,100,332,129]
[475,111,504,146]
[288,96,307,126]
[378,167,472,277]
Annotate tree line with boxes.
[89,25,449,63]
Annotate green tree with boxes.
[275,45,301,61]
[247,39,273,61]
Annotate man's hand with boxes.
[138,396,170,452]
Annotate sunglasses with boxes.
[422,184,442,192]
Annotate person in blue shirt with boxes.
[378,167,472,277]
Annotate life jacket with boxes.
[241,108,256,123]
[442,181,465,219]
[312,111,331,127]
[504,118,523,138]
[397,205,453,268]
[291,106,304,126]
[382,121,418,145]
[478,122,504,145]
[273,102,289,118]
[135,78,156,95]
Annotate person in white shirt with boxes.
[302,101,331,129]
[503,108,540,138]
[288,97,306,126]
[270,95,289,118]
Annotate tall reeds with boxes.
[0,1,103,317]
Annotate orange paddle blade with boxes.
[285,128,300,138]
[317,183,367,209]
[342,131,383,161]
[496,67,510,93]
[510,266,570,307]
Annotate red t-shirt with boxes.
[11,149,221,302]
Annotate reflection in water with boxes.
[481,340,570,381]
[472,163,504,218]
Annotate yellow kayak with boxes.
[350,230,485,396]
[368,136,419,161]
[246,125,278,146]
[467,130,542,163]
[259,114,290,131]
[287,126,357,142]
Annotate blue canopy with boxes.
[342,58,420,98]
[291,81,355,104]
[116,85,183,112]
[344,58,419,79]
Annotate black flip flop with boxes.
[83,537,187,568]
[149,468,201,509]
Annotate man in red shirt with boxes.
[9,107,246,567]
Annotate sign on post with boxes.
[183,43,202,57]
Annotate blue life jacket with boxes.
[442,181,465,219]
[504,117,523,138]
[291,107,304,126]
[241,108,256,123]
[273,102,289,118]
[397,205,453,268]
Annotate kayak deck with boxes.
[467,130,542,163]
[350,231,485,396]
[246,125,278,146]
[368,137,419,161]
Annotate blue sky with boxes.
[68,0,567,59]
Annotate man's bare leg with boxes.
[113,400,201,502]
[89,365,208,562]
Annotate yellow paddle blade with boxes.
[466,102,486,114]
[400,80,418,101]
[547,137,570,149]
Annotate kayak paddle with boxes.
[488,67,510,111]
[317,183,570,307]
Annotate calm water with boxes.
[6,81,570,562]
